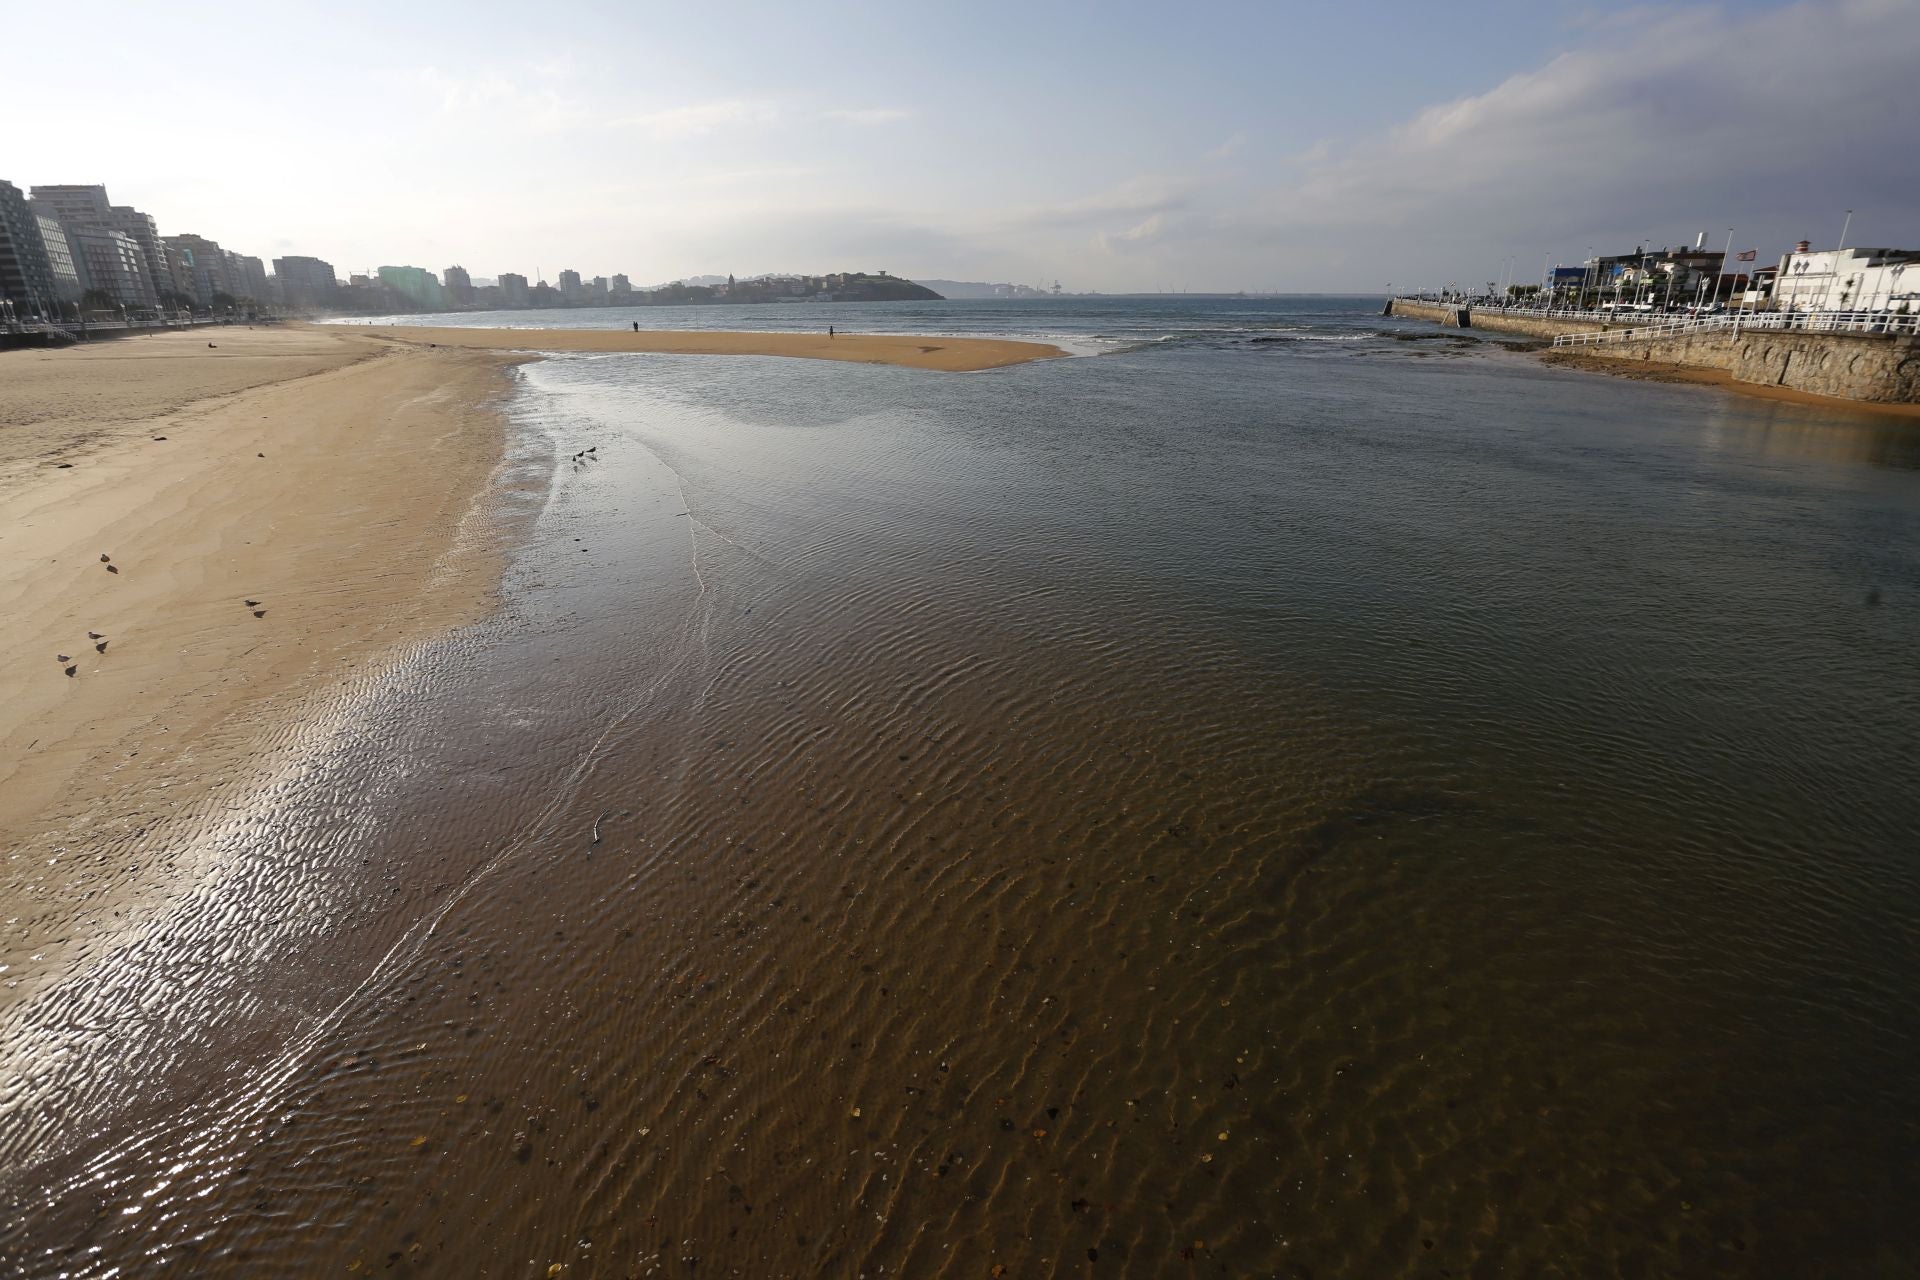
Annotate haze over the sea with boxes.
[9,0,1917,292]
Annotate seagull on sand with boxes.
[244,599,260,607]
[55,653,70,663]
[88,631,104,640]
[100,554,111,563]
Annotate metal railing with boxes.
[2,314,226,339]
[1391,298,1724,323]
[1466,304,1616,321]
[1551,309,1920,347]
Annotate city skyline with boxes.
[6,0,1916,294]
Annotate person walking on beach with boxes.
[829,325,835,339]
[632,322,639,333]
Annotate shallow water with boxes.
[5,303,1919,1276]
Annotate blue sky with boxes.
[9,0,1914,290]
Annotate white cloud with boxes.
[1204,132,1246,162]
[410,67,591,132]
[1096,213,1170,253]
[1008,176,1194,233]
[612,99,785,138]
[822,107,912,126]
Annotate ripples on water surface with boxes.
[5,299,1920,1276]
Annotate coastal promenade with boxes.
[1388,298,1643,340]
[1,315,250,349]
[1388,297,1920,406]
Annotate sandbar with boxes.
[341,323,1066,371]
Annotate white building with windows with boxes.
[1773,244,1920,313]
[68,225,158,308]
[33,210,83,303]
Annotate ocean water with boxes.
[6,298,1919,1276]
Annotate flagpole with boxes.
[1711,228,1734,310]
[1816,210,1852,321]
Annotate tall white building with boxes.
[0,179,61,315]
[1773,244,1920,313]
[29,184,173,310]
[32,209,84,303]
[108,205,172,304]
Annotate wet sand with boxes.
[0,323,1059,1018]
[0,327,522,1014]
[1539,347,1920,417]
[344,323,1066,371]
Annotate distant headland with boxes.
[634,271,941,306]
[340,267,945,316]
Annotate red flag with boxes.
[1736,249,1758,262]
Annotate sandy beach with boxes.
[345,323,1066,370]
[0,321,1058,1015]
[0,326,525,1013]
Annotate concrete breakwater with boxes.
[1388,299,1470,327]
[1386,299,1919,404]
[1386,299,1626,340]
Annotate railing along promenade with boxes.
[1,314,243,341]
[1549,309,1920,348]
[1391,297,1601,322]
[1463,304,1604,322]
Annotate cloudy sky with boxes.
[10,0,1916,291]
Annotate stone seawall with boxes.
[1465,312,1619,340]
[1578,330,1920,404]
[1387,298,1918,403]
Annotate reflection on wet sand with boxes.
[1698,399,1920,470]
